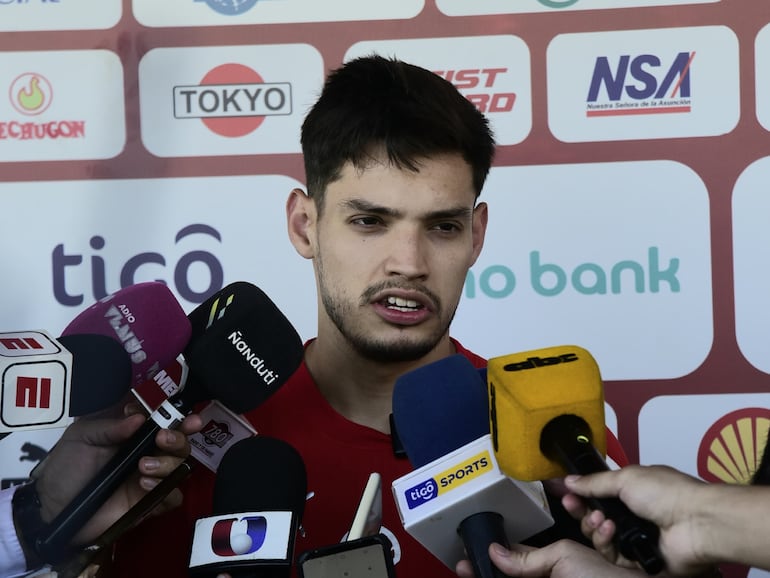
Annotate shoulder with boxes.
[450,338,487,368]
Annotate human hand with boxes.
[455,540,649,578]
[561,465,714,575]
[33,399,203,546]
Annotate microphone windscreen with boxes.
[487,345,606,481]
[213,436,307,517]
[392,354,489,469]
[59,333,132,416]
[182,282,304,414]
[61,282,192,385]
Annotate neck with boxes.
[305,334,456,434]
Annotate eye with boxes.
[432,221,462,233]
[350,215,383,227]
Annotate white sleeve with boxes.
[0,485,28,578]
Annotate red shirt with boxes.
[109,340,628,577]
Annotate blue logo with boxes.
[405,478,438,510]
[194,0,260,15]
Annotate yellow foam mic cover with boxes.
[487,345,606,481]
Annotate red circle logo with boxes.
[200,63,265,137]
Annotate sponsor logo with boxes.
[0,332,60,357]
[0,442,48,490]
[174,64,292,137]
[586,51,694,117]
[1,360,68,428]
[193,0,260,15]
[503,353,578,371]
[464,247,680,299]
[200,419,234,447]
[152,365,184,398]
[405,478,438,509]
[99,296,148,366]
[1,72,86,141]
[10,72,52,115]
[227,331,279,386]
[405,451,492,509]
[52,224,224,306]
[204,291,234,329]
[697,408,770,484]
[211,515,267,556]
[14,376,51,408]
[434,68,516,115]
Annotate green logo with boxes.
[537,0,581,7]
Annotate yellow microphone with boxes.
[487,345,664,575]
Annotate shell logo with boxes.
[697,408,770,484]
[9,73,53,116]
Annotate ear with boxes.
[469,201,488,266]
[286,188,317,259]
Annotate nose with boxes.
[384,225,429,280]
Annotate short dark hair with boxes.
[300,54,495,211]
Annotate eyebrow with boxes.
[340,198,474,221]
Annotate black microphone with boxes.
[188,436,307,578]
[58,334,132,417]
[34,282,304,564]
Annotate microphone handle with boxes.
[35,399,186,564]
[53,461,193,578]
[457,511,509,578]
[540,415,665,576]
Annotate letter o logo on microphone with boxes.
[211,515,267,556]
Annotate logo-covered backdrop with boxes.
[0,2,765,576]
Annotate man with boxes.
[1,401,201,578]
[109,55,628,577]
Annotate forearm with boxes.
[689,483,770,570]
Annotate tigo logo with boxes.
[211,515,267,556]
[10,73,53,116]
[405,451,492,509]
[697,408,770,484]
[405,478,438,509]
[173,63,292,137]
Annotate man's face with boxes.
[302,152,487,362]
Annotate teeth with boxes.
[387,296,419,309]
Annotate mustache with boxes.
[361,280,441,311]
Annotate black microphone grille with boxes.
[213,436,307,518]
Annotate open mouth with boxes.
[384,296,423,312]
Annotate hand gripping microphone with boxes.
[487,345,665,575]
[61,281,192,386]
[391,354,553,578]
[34,282,304,564]
[188,436,307,578]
